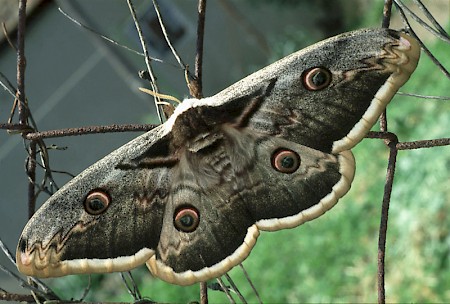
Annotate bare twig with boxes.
[216,277,235,304]
[365,132,450,150]
[239,264,263,304]
[394,0,450,43]
[26,141,37,218]
[394,1,450,79]
[397,138,450,150]
[412,0,449,36]
[151,0,187,70]
[120,271,143,301]
[0,71,17,97]
[79,275,91,301]
[382,0,394,28]
[57,7,160,60]
[0,264,55,299]
[0,237,60,302]
[0,238,16,266]
[0,291,39,302]
[1,22,17,50]
[396,92,450,100]
[24,124,157,140]
[126,0,164,123]
[200,281,209,304]
[0,122,32,131]
[224,273,247,303]
[193,1,210,302]
[190,0,208,99]
[379,0,396,135]
[377,136,399,304]
[16,0,27,126]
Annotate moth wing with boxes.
[16,126,173,277]
[145,126,354,285]
[204,28,420,153]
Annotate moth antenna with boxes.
[139,87,182,104]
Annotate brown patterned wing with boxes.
[146,126,354,285]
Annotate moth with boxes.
[17,28,420,286]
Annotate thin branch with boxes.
[394,1,450,79]
[365,132,450,150]
[377,136,399,304]
[0,238,60,300]
[224,273,247,303]
[16,0,27,126]
[24,124,157,140]
[26,141,37,218]
[120,271,143,301]
[192,0,207,99]
[57,7,166,62]
[216,277,235,304]
[200,280,209,304]
[1,22,17,50]
[397,138,450,150]
[239,264,263,304]
[0,122,32,131]
[151,0,187,70]
[382,0,393,28]
[396,92,450,100]
[380,0,394,135]
[126,0,164,123]
[0,264,55,299]
[194,1,209,302]
[0,291,39,302]
[0,71,17,98]
[412,0,448,36]
[0,238,16,266]
[394,0,450,43]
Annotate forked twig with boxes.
[151,0,187,70]
[216,277,236,304]
[394,1,450,78]
[375,1,449,302]
[224,273,247,303]
[126,0,164,123]
[394,0,450,42]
